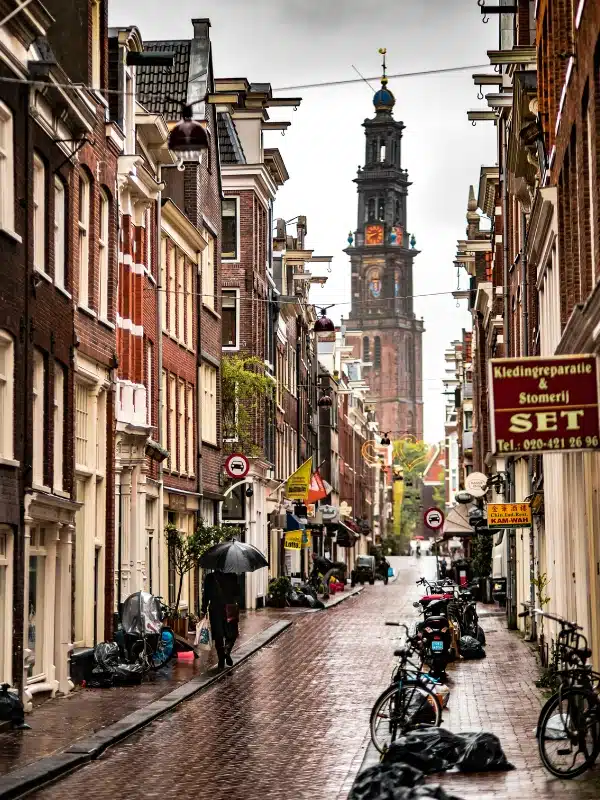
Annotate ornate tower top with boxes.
[373,48,396,114]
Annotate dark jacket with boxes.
[201,571,239,615]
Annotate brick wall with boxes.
[538,1,600,329]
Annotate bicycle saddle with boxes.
[394,648,408,657]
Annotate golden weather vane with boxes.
[378,47,388,86]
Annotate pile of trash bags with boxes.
[86,642,144,688]
[0,683,30,730]
[350,728,513,800]
[458,635,486,660]
[286,584,326,610]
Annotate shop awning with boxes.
[331,519,360,548]
[285,512,305,531]
[441,504,475,538]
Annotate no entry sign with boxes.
[224,453,250,479]
[424,507,444,531]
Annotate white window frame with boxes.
[32,349,45,487]
[201,363,217,445]
[177,251,185,342]
[53,177,66,290]
[146,341,153,426]
[221,197,239,261]
[0,102,15,236]
[187,384,194,476]
[160,235,167,332]
[222,288,240,350]
[78,173,90,309]
[185,259,193,347]
[202,234,215,310]
[168,243,176,337]
[0,330,14,462]
[169,374,176,472]
[178,379,186,475]
[33,153,46,275]
[98,189,109,320]
[75,382,89,471]
[53,365,64,492]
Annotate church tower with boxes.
[345,49,424,440]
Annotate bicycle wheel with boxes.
[538,687,600,778]
[370,680,442,754]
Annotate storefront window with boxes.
[222,484,245,521]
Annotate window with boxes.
[90,0,101,89]
[221,198,238,259]
[187,385,194,476]
[32,349,45,486]
[146,341,153,425]
[222,290,239,349]
[362,336,370,362]
[53,365,64,492]
[185,260,193,346]
[463,410,473,432]
[33,154,46,273]
[0,102,15,233]
[177,253,185,342]
[374,336,381,369]
[0,331,14,461]
[202,234,215,309]
[201,363,217,445]
[78,173,90,308]
[167,242,176,336]
[98,189,109,319]
[169,375,176,471]
[75,382,89,469]
[178,380,186,474]
[367,198,375,220]
[28,536,46,678]
[145,499,156,593]
[377,198,385,221]
[53,178,66,289]
[96,389,106,474]
[160,236,167,331]
[289,345,297,395]
[145,208,153,276]
[161,370,167,452]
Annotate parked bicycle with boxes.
[523,607,600,778]
[119,591,176,671]
[369,622,443,754]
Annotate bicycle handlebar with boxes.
[534,608,583,630]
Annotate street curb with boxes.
[323,585,364,609]
[0,619,292,800]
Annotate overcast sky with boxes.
[111,0,497,443]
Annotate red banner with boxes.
[489,355,600,456]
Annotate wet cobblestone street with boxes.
[19,557,600,800]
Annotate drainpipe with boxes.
[15,84,31,698]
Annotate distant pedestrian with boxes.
[201,570,240,670]
[439,559,447,579]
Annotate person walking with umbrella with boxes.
[201,570,239,669]
[199,538,268,670]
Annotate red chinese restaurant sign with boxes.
[489,355,600,456]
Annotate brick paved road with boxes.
[31,557,600,800]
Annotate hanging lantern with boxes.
[314,309,335,333]
[380,433,391,445]
[168,104,209,153]
[318,391,333,408]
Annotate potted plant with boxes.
[268,577,291,608]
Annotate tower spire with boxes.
[373,47,395,114]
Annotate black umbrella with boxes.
[199,539,268,574]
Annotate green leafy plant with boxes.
[268,576,291,604]
[222,354,274,455]
[471,533,493,578]
[532,572,551,643]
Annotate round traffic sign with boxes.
[224,453,250,479]
[424,507,444,531]
[465,471,488,498]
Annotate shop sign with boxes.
[320,504,339,522]
[284,530,309,550]
[489,355,600,456]
[487,503,532,528]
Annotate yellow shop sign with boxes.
[284,531,309,550]
[487,503,532,528]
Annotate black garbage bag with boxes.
[383,728,464,774]
[459,635,486,660]
[91,641,144,685]
[348,763,424,800]
[0,683,30,729]
[475,625,486,646]
[349,763,465,800]
[456,732,514,772]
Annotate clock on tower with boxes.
[365,224,384,245]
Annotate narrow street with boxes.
[27,558,600,800]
